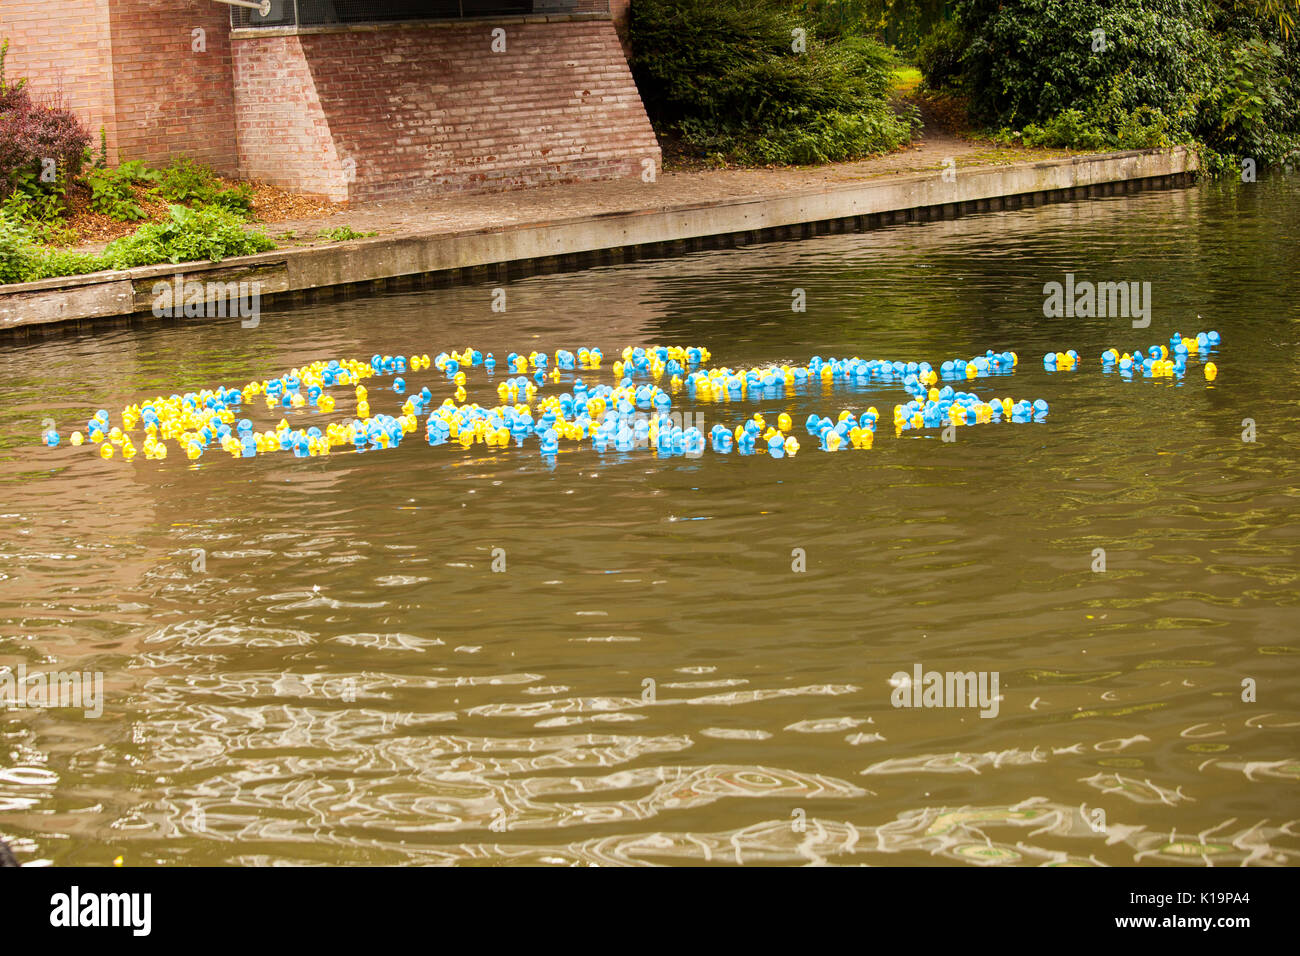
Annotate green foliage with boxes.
[5,166,66,219]
[798,0,950,52]
[0,209,36,284]
[630,0,916,165]
[1230,0,1298,38]
[2,192,74,245]
[0,208,102,283]
[0,38,26,98]
[951,0,1211,130]
[153,157,215,202]
[0,203,277,285]
[798,0,884,40]
[999,104,1178,151]
[1203,36,1300,164]
[1113,105,1180,149]
[923,0,1300,169]
[722,104,917,165]
[25,247,108,282]
[85,159,159,221]
[153,157,253,217]
[316,225,375,241]
[102,204,274,269]
[915,20,966,93]
[2,159,75,243]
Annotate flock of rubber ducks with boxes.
[1046,330,1221,380]
[39,332,1220,463]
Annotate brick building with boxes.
[0,0,657,201]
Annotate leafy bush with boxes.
[927,1,1300,168]
[25,247,109,282]
[738,105,917,164]
[915,20,966,93]
[1011,111,1110,151]
[0,209,37,283]
[802,0,951,53]
[1203,36,1300,165]
[85,159,159,221]
[154,157,253,216]
[1001,104,1176,151]
[0,210,101,283]
[102,204,274,269]
[0,39,90,195]
[153,157,214,202]
[1112,104,1179,149]
[630,0,916,165]
[2,188,74,244]
[952,0,1213,130]
[1,203,278,286]
[3,167,67,222]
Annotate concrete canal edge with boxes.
[0,146,1198,336]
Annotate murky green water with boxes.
[1,174,1297,866]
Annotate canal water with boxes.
[1,173,1297,866]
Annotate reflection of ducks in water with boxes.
[0,839,17,866]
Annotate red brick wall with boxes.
[105,0,238,173]
[232,19,660,201]
[0,0,118,155]
[1,0,237,173]
[232,34,350,201]
[6,5,656,198]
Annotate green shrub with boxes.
[25,247,108,281]
[1010,110,1109,151]
[102,204,274,269]
[153,157,214,201]
[834,34,898,98]
[1,189,278,286]
[3,168,68,226]
[1112,104,1179,149]
[153,157,253,217]
[0,210,105,284]
[0,210,37,284]
[85,159,159,221]
[802,0,952,53]
[915,20,967,93]
[1203,36,1300,165]
[739,104,916,164]
[938,0,1300,169]
[1000,105,1172,151]
[630,0,916,165]
[954,0,1210,129]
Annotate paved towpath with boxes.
[251,125,1069,250]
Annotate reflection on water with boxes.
[1,174,1298,866]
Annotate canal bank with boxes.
[0,146,1198,336]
